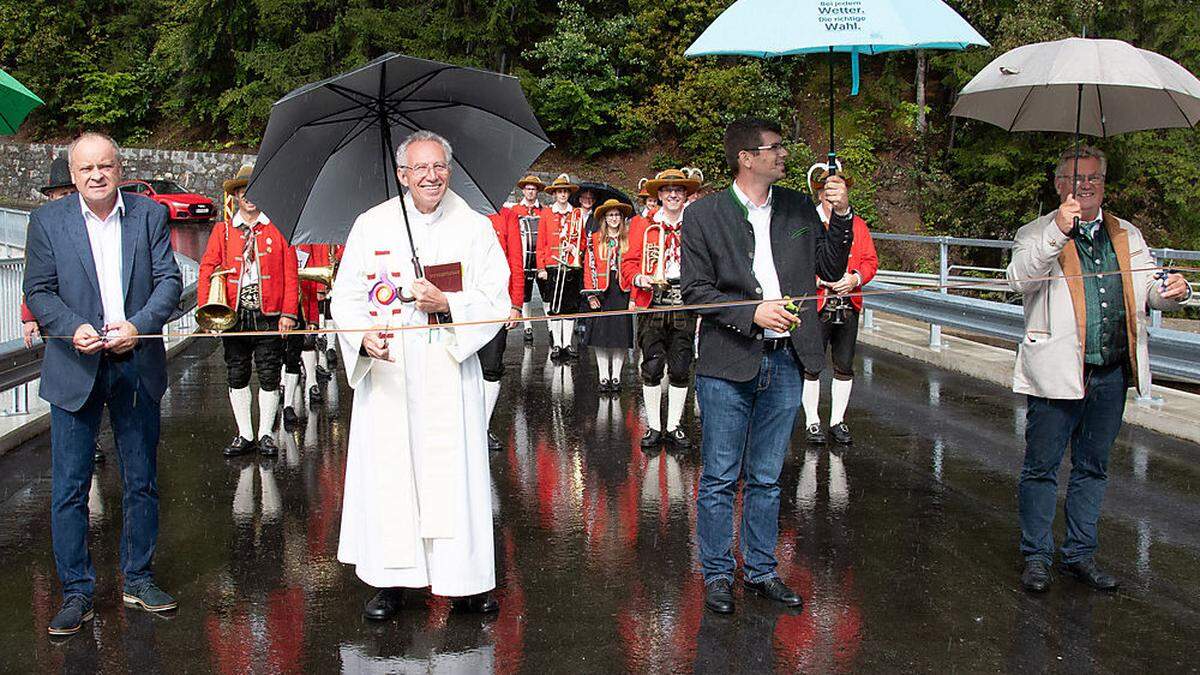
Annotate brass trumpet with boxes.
[641,224,670,290]
[197,269,237,332]
[298,264,336,288]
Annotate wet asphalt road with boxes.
[1,330,1198,673]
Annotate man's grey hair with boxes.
[1056,144,1106,177]
[395,130,453,169]
[67,132,122,166]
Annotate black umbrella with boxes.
[246,52,552,246]
[569,181,633,209]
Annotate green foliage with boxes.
[0,0,1197,254]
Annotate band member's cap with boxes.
[644,168,700,196]
[806,160,854,195]
[545,173,579,194]
[516,174,545,191]
[39,157,74,196]
[593,198,633,221]
[222,164,255,194]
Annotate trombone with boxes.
[549,208,585,313]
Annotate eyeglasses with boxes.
[743,143,786,154]
[1056,173,1106,184]
[401,162,450,175]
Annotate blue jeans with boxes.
[696,347,803,585]
[51,358,162,598]
[1019,363,1127,565]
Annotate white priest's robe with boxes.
[330,190,509,596]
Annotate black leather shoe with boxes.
[488,431,502,452]
[704,579,734,614]
[611,378,621,393]
[550,346,562,360]
[829,422,852,445]
[745,577,803,608]
[282,406,299,430]
[363,588,404,620]
[316,365,332,384]
[48,595,94,636]
[451,592,500,614]
[805,423,827,445]
[258,435,278,457]
[223,436,256,457]
[1021,559,1052,593]
[665,428,692,450]
[309,384,324,404]
[641,428,663,448]
[599,378,611,393]
[1062,559,1119,591]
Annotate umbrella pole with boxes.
[1070,82,1082,234]
[828,47,837,176]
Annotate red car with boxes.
[119,179,217,222]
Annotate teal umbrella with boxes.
[0,69,43,135]
[685,0,988,173]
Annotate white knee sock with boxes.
[301,350,317,390]
[611,351,625,381]
[829,378,854,427]
[283,372,299,410]
[802,378,821,427]
[257,388,280,439]
[484,379,501,424]
[642,384,663,431]
[229,387,253,440]
[666,385,688,432]
[596,349,611,379]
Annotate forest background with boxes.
[2,0,1198,258]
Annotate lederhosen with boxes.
[224,226,286,391]
[637,223,694,387]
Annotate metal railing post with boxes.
[862,307,875,330]
[929,238,949,350]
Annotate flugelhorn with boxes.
[197,269,237,332]
[641,224,670,290]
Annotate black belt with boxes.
[763,337,792,352]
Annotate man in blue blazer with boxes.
[24,132,182,636]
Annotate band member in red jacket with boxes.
[802,162,878,446]
[282,243,337,429]
[505,175,546,343]
[199,165,299,457]
[536,174,588,360]
[622,168,699,450]
[582,199,635,392]
[481,182,528,451]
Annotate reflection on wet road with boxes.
[1,336,1197,672]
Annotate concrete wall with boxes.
[0,141,256,207]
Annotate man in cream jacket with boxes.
[1007,145,1191,593]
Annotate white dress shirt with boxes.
[233,211,270,286]
[80,192,127,327]
[732,182,788,338]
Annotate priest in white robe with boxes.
[330,130,510,619]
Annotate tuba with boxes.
[197,269,238,332]
[641,224,670,290]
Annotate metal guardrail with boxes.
[0,207,28,256]
[863,281,1200,385]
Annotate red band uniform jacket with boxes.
[199,217,299,320]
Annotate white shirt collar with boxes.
[653,207,684,226]
[1080,208,1104,236]
[79,191,126,223]
[520,199,540,208]
[403,193,445,226]
[232,210,270,229]
[731,181,772,212]
[550,202,572,215]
